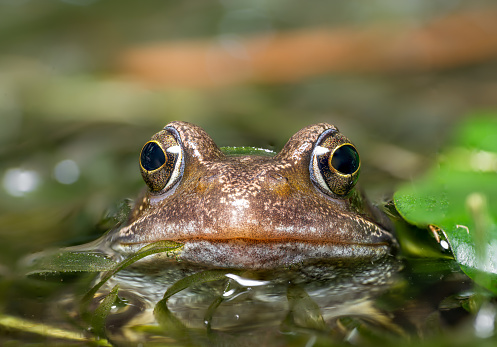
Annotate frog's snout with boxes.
[194,167,293,200]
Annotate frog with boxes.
[106,121,396,269]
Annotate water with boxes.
[71,256,404,345]
[19,248,474,346]
[0,115,492,345]
[2,2,497,343]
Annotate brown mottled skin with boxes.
[108,121,396,268]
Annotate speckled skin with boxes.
[108,121,396,268]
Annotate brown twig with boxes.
[119,9,497,88]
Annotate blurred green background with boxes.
[1,0,497,268]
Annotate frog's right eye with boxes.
[139,129,184,193]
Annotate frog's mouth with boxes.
[113,236,395,269]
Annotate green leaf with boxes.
[80,240,183,314]
[91,284,119,338]
[449,112,497,153]
[153,299,191,341]
[154,269,239,330]
[153,269,240,342]
[394,114,497,294]
[25,251,117,275]
[284,284,326,331]
[0,314,111,346]
[159,269,238,302]
[220,146,276,156]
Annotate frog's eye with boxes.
[310,128,360,197]
[141,142,166,171]
[139,129,184,193]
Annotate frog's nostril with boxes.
[265,172,291,196]
[268,172,287,182]
[194,174,217,193]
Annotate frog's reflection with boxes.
[93,256,403,345]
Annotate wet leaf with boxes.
[91,284,119,338]
[80,240,183,312]
[203,296,225,332]
[154,269,240,343]
[153,298,191,341]
[159,269,239,302]
[25,251,117,275]
[394,115,497,294]
[285,284,326,331]
[0,314,111,345]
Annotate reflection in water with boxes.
[89,256,403,345]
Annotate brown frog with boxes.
[107,121,396,268]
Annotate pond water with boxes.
[1,117,495,346]
[12,244,477,346]
[95,257,402,344]
[2,1,497,345]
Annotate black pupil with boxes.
[331,145,359,175]
[141,142,166,171]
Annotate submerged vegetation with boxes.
[2,115,493,345]
[1,1,497,345]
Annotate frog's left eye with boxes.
[139,129,184,193]
[310,128,360,197]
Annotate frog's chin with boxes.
[111,238,394,270]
